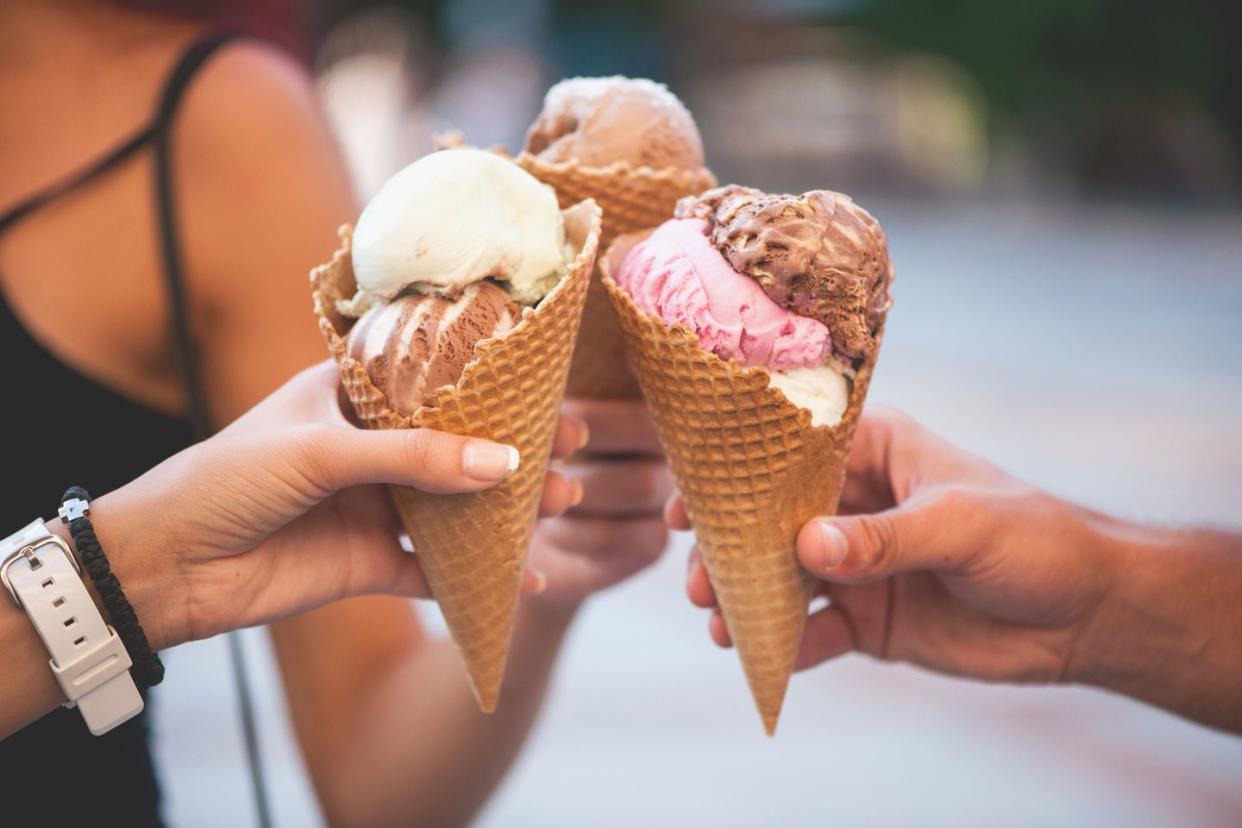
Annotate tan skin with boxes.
[0,361,580,740]
[677,408,1242,734]
[1,4,670,826]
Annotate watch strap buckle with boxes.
[1,524,80,608]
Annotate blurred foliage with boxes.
[312,0,1240,193]
[320,0,1241,144]
[844,0,1241,141]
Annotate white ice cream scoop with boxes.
[350,148,567,307]
[768,366,851,428]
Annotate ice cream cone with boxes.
[514,154,716,398]
[310,200,602,712]
[600,231,883,735]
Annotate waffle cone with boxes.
[600,232,883,735]
[310,200,602,712]
[514,153,716,399]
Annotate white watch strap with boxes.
[2,519,143,735]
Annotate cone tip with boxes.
[468,674,502,715]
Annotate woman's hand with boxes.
[677,407,1121,684]
[93,361,586,649]
[524,398,672,611]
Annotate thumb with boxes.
[303,425,520,495]
[797,489,990,583]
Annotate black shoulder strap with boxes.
[151,31,246,439]
[155,41,280,828]
[0,124,156,236]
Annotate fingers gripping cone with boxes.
[514,154,716,399]
[601,232,882,735]
[311,201,602,712]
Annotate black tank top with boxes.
[0,32,242,827]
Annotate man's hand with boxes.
[677,407,1117,682]
[675,407,1242,732]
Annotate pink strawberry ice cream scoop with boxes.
[615,219,832,371]
[675,185,892,362]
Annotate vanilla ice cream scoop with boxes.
[348,148,567,309]
[767,367,851,427]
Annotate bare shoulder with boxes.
[170,39,357,304]
[179,40,328,156]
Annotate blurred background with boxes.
[155,0,1242,825]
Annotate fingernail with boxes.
[568,479,584,508]
[816,521,849,570]
[576,421,591,451]
[529,570,548,594]
[463,441,520,481]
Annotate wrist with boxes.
[50,488,185,651]
[521,595,580,631]
[1065,517,1195,694]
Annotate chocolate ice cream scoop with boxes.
[346,282,521,415]
[676,186,893,361]
[524,76,704,171]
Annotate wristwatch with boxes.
[1,517,143,735]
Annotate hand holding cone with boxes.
[601,195,889,734]
[311,200,602,711]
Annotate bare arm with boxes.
[0,364,525,740]
[271,595,576,828]
[680,408,1242,733]
[274,398,668,828]
[1069,524,1242,731]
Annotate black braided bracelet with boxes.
[60,486,165,688]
